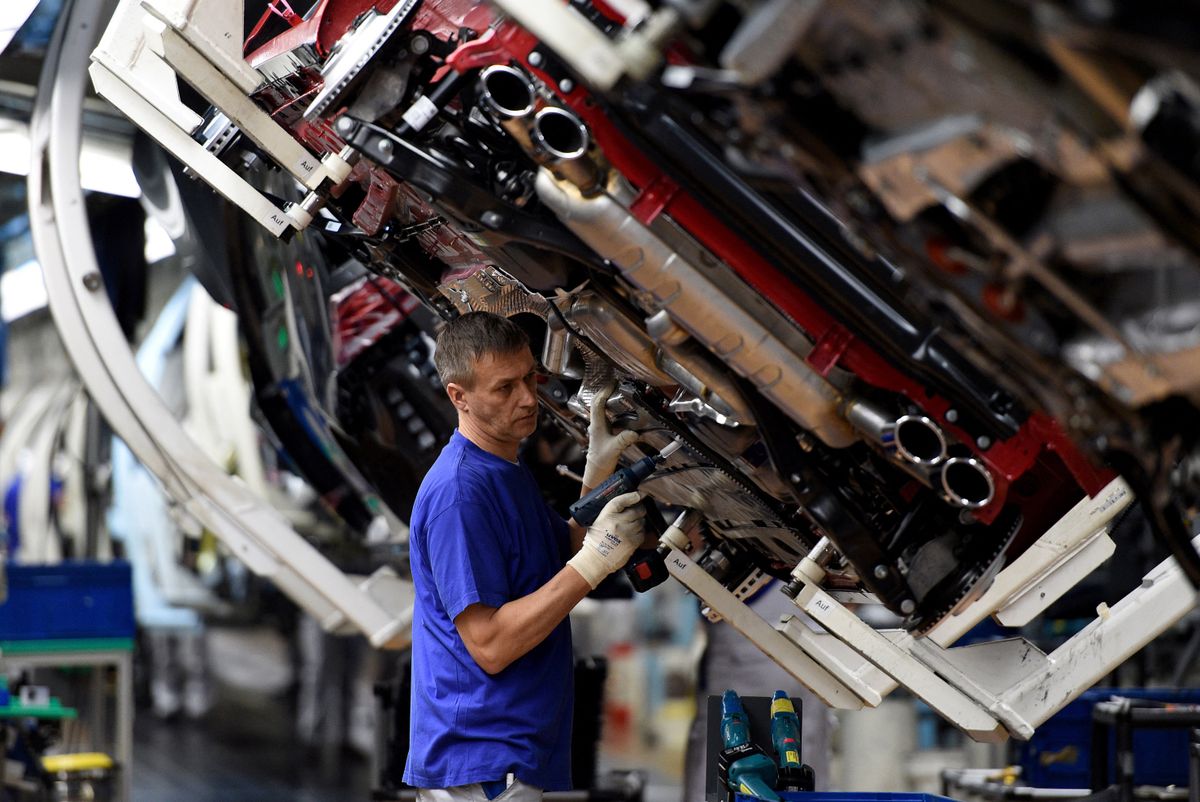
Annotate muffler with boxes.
[536,170,856,448]
[940,457,996,509]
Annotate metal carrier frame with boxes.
[57,0,1200,744]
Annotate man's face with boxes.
[449,347,540,449]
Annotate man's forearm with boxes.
[457,565,591,674]
[569,518,586,554]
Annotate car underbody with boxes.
[31,0,1200,742]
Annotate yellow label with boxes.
[770,697,795,716]
[42,753,114,773]
[786,750,799,765]
[739,783,752,794]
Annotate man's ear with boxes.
[446,382,469,413]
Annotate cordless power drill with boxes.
[568,439,682,526]
[770,691,815,792]
[569,440,683,592]
[716,690,781,802]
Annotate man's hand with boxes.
[567,491,645,588]
[582,383,640,489]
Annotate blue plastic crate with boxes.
[1017,687,1200,789]
[736,794,957,802]
[0,562,134,641]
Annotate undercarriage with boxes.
[31,0,1200,742]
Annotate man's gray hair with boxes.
[434,311,530,388]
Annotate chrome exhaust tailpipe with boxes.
[842,397,894,448]
[531,107,602,195]
[940,457,996,509]
[894,415,948,467]
[532,107,589,158]
[479,65,536,149]
[842,399,948,467]
[479,68,603,195]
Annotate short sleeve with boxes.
[425,500,512,620]
[548,504,570,562]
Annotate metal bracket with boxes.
[928,477,1130,646]
[661,547,866,710]
[664,477,1195,743]
[91,0,353,236]
[790,580,1008,742]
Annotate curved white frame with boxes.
[28,0,411,654]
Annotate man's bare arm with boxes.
[454,564,591,675]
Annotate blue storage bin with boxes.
[1016,687,1200,789]
[0,562,134,641]
[736,793,957,802]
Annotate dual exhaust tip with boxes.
[846,401,996,510]
[891,414,995,510]
[479,65,592,162]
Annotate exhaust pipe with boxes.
[532,107,589,159]
[531,107,602,194]
[842,399,948,467]
[478,68,603,195]
[894,415,948,466]
[940,457,996,509]
[646,310,755,425]
[479,65,536,149]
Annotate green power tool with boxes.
[770,691,815,792]
[716,690,780,802]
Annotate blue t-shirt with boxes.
[404,431,574,791]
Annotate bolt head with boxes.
[528,51,544,67]
[335,116,354,134]
[789,473,802,484]
[558,78,574,93]
[900,599,916,614]
[976,435,991,449]
[377,138,394,157]
[945,409,959,423]
[82,272,102,291]
[874,565,889,580]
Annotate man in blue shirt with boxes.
[405,311,646,802]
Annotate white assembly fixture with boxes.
[31,0,413,652]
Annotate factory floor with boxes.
[131,624,373,801]
[132,685,371,801]
[128,624,688,802]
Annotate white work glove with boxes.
[582,384,640,489]
[568,491,646,588]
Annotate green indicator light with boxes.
[277,326,289,350]
[272,271,284,299]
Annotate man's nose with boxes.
[519,379,538,407]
